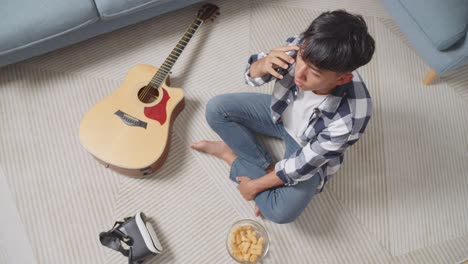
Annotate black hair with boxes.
[300,10,375,73]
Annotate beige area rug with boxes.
[0,167,36,264]
[1,0,467,263]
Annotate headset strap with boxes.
[99,218,145,264]
[99,220,132,258]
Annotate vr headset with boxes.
[100,212,163,264]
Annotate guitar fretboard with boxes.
[149,18,204,88]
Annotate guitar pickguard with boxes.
[144,88,170,125]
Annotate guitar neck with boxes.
[149,18,204,88]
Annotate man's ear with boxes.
[336,72,353,85]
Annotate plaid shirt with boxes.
[244,35,372,192]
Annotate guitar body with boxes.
[79,64,185,176]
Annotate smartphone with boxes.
[275,49,298,76]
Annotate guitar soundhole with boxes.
[138,86,159,104]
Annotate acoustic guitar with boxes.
[79,4,220,176]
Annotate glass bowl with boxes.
[226,219,269,263]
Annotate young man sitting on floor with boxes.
[191,10,375,224]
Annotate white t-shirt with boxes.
[281,90,328,145]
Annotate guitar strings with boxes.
[140,19,202,100]
[140,71,162,103]
[140,19,202,102]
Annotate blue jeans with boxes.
[205,93,321,224]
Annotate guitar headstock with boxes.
[196,3,220,22]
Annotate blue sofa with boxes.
[0,0,205,68]
[382,0,468,85]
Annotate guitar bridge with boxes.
[115,110,147,129]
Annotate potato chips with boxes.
[230,225,264,262]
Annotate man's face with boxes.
[293,50,353,95]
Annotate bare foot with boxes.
[255,204,264,218]
[190,140,237,166]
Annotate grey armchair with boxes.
[382,0,468,85]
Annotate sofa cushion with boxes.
[94,0,176,20]
[0,0,98,55]
[398,0,468,51]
